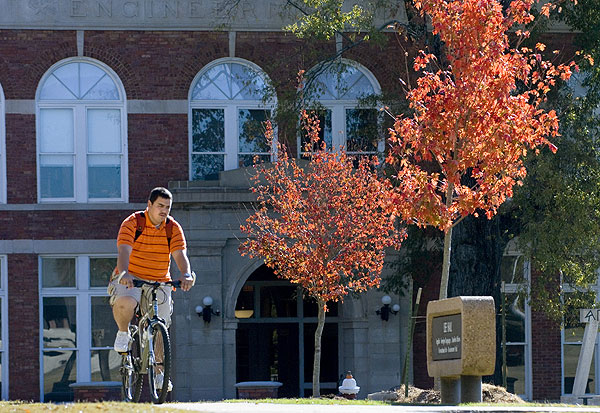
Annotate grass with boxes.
[0,398,387,412]
[3,398,600,412]
[223,397,387,405]
[0,401,190,412]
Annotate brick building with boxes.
[0,0,587,403]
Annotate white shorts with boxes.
[109,278,173,327]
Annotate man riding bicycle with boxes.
[109,187,195,390]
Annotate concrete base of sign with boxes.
[439,375,482,404]
[441,376,460,404]
[561,395,600,405]
[461,375,482,403]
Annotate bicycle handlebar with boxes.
[115,271,182,289]
[132,279,182,289]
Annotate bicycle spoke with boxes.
[147,322,171,404]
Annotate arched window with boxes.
[37,59,127,202]
[189,58,275,180]
[0,83,5,204]
[301,59,382,157]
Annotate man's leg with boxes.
[113,296,138,331]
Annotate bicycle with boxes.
[117,275,181,404]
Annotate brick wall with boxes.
[0,210,130,240]
[8,254,39,401]
[84,31,229,100]
[5,114,36,204]
[128,114,189,202]
[531,300,562,401]
[0,30,77,100]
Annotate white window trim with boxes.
[501,253,532,401]
[0,256,8,400]
[560,271,600,396]
[39,254,115,402]
[188,58,276,180]
[36,58,128,203]
[0,84,6,204]
[299,59,384,157]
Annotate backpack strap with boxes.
[134,211,146,242]
[133,211,173,248]
[165,217,173,249]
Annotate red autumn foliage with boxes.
[240,113,404,303]
[240,112,404,396]
[387,0,578,232]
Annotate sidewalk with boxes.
[160,402,600,413]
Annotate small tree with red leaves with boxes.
[240,113,405,397]
[386,0,578,300]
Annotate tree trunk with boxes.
[439,227,453,300]
[439,181,455,300]
[448,213,511,384]
[312,299,326,397]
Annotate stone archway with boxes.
[233,265,340,397]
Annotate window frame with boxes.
[188,58,276,180]
[38,254,117,402]
[561,273,600,396]
[0,83,5,204]
[0,256,8,400]
[501,248,532,400]
[36,58,128,203]
[299,59,384,157]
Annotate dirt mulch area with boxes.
[393,383,524,404]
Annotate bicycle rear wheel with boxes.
[147,321,171,404]
[121,330,143,402]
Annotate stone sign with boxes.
[431,313,462,361]
[0,0,407,31]
[426,296,495,404]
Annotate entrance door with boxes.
[236,323,299,397]
[235,265,339,397]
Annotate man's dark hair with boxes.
[148,187,173,203]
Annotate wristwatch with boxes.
[184,271,196,284]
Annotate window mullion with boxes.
[77,294,91,381]
[75,106,87,203]
[224,106,238,171]
[331,106,345,150]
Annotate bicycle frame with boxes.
[135,284,168,375]
[118,271,186,404]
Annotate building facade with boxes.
[0,0,586,403]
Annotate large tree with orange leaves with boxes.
[386,0,578,300]
[240,115,404,397]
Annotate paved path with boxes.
[160,402,600,413]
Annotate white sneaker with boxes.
[113,331,130,353]
[155,372,173,392]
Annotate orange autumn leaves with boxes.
[240,114,405,304]
[387,0,578,231]
[241,0,578,303]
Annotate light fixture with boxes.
[195,296,220,323]
[235,309,254,319]
[376,295,400,321]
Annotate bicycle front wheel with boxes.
[147,321,172,404]
[121,330,143,402]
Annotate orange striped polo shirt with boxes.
[117,210,186,282]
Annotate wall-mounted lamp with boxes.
[376,295,400,321]
[195,296,220,323]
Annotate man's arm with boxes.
[172,248,194,291]
[117,244,134,288]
